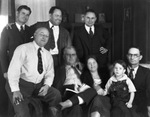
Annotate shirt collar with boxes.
[49,21,59,29]
[112,74,128,81]
[127,66,139,75]
[15,22,25,30]
[33,41,44,52]
[85,24,94,33]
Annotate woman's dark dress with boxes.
[80,70,111,117]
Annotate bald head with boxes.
[34,27,49,47]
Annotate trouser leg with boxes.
[5,80,35,117]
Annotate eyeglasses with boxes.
[127,54,140,58]
[38,33,49,38]
[66,53,76,57]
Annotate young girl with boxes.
[102,60,136,117]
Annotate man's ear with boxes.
[49,14,52,19]
[139,55,143,60]
[95,17,97,22]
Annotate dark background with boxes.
[1,0,150,115]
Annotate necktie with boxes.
[72,66,81,78]
[89,27,94,37]
[20,25,24,33]
[37,48,43,74]
[20,25,26,43]
[49,25,55,49]
[128,69,134,80]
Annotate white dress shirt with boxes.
[127,66,139,79]
[15,22,25,31]
[49,21,59,55]
[85,25,95,34]
[8,41,54,92]
[64,65,82,86]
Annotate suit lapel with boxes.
[44,22,53,50]
[61,66,67,84]
[80,26,91,50]
[57,65,66,89]
[57,26,61,50]
[12,24,24,43]
[133,66,143,87]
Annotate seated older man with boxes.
[53,46,97,117]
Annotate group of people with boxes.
[0,4,150,117]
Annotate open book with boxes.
[65,88,78,93]
[65,83,90,94]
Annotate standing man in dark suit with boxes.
[0,5,32,80]
[0,5,32,116]
[126,47,150,117]
[73,9,111,83]
[30,6,71,68]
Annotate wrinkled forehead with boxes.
[128,48,140,54]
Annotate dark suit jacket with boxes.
[0,24,31,74]
[30,21,71,65]
[52,65,66,94]
[73,25,110,67]
[128,65,150,116]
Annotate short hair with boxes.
[84,9,97,17]
[49,6,62,14]
[17,5,32,15]
[128,46,142,55]
[113,60,127,69]
[86,55,98,66]
[63,46,77,56]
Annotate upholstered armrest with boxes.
[140,63,150,69]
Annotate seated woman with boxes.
[80,55,111,117]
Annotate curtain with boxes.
[0,0,8,37]
[15,0,56,26]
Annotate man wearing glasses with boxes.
[53,46,97,117]
[6,27,61,117]
[126,47,150,117]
